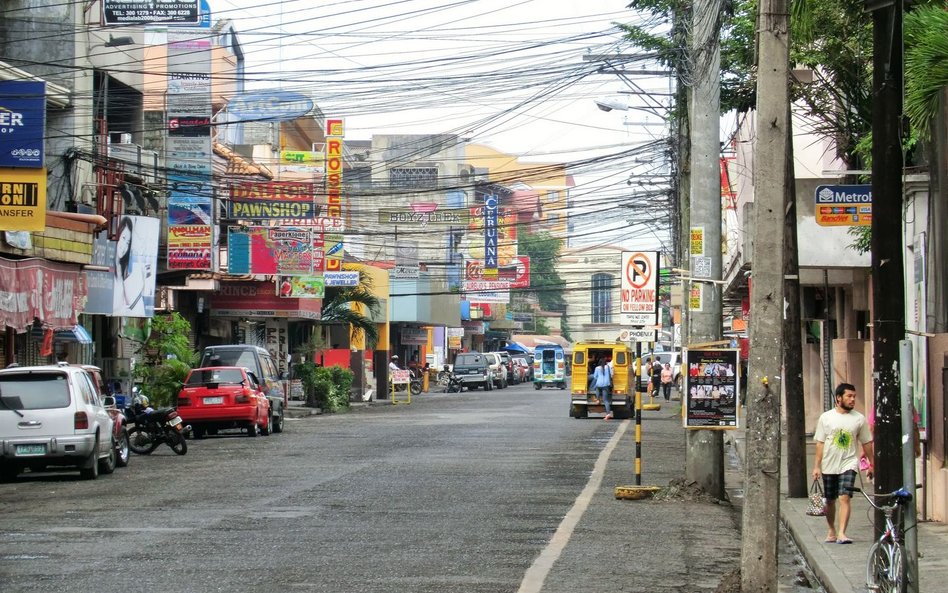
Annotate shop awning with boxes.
[29,325,93,344]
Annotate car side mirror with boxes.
[103,396,116,407]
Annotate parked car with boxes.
[512,357,531,382]
[495,351,517,384]
[177,367,271,438]
[74,365,130,468]
[451,352,492,391]
[0,363,117,480]
[484,352,508,389]
[199,345,285,433]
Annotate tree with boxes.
[517,227,570,339]
[318,265,381,349]
[132,312,196,407]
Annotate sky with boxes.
[208,0,675,251]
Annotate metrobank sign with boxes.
[814,184,872,227]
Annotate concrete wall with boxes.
[924,335,948,521]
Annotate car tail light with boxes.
[74,411,89,430]
[178,397,191,406]
[236,389,252,403]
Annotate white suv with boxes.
[484,352,508,389]
[0,363,117,481]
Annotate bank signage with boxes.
[0,81,45,168]
[814,184,872,226]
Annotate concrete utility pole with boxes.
[741,1,790,591]
[867,1,905,530]
[684,0,724,499]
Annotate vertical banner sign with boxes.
[166,30,213,270]
[0,80,46,168]
[113,215,160,318]
[620,251,660,326]
[483,194,499,277]
[324,118,346,267]
[683,348,740,429]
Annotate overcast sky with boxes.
[210,0,674,250]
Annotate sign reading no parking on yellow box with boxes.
[0,168,46,231]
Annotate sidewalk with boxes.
[729,431,948,593]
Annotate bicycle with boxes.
[853,486,913,593]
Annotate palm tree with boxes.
[318,267,381,348]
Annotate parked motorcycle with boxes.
[125,396,188,456]
[445,373,464,393]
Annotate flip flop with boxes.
[824,537,837,543]
[837,538,853,544]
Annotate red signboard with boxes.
[464,256,530,288]
[209,281,321,320]
[0,257,88,330]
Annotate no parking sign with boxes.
[620,251,660,326]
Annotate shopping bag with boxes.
[805,479,827,516]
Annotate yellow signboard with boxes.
[0,168,46,231]
[690,226,704,257]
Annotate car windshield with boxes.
[0,374,70,409]
[456,354,484,365]
[186,369,245,386]
[201,350,256,369]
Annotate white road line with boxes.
[517,419,630,593]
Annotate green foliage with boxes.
[848,226,871,255]
[295,361,352,412]
[517,227,567,313]
[132,312,197,407]
[904,6,948,141]
[320,267,381,348]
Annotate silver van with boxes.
[199,345,286,433]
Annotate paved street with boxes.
[0,382,816,593]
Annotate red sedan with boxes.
[177,367,270,438]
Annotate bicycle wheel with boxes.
[866,540,906,593]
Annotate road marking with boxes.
[516,420,629,593]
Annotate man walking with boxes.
[811,383,874,544]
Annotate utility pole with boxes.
[867,0,905,529]
[684,0,724,499]
[741,1,790,591]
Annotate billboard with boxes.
[0,80,45,168]
[0,167,46,231]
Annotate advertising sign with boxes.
[166,225,212,270]
[104,0,200,24]
[393,241,419,279]
[0,81,45,168]
[228,181,318,220]
[210,281,321,319]
[683,348,740,429]
[620,251,660,326]
[0,257,87,329]
[227,226,316,276]
[0,167,46,231]
[226,91,314,122]
[483,195,499,276]
[378,207,469,226]
[324,271,359,287]
[464,256,529,289]
[466,203,517,265]
[401,327,428,346]
[277,275,325,299]
[618,327,657,343]
[814,184,872,226]
[113,215,160,318]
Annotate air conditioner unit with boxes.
[458,165,474,181]
[109,131,132,144]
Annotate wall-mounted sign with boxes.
[228,181,319,220]
[483,195,499,276]
[401,327,428,346]
[378,207,469,226]
[814,184,872,226]
[683,348,740,429]
[104,0,200,24]
[227,91,314,122]
[0,81,45,168]
[0,167,47,231]
[324,271,359,287]
[277,275,325,299]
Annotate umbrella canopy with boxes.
[503,342,530,354]
[52,325,93,344]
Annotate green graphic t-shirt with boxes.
[814,409,872,474]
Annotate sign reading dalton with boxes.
[228,181,318,220]
[620,251,660,326]
[814,184,872,227]
[104,0,200,24]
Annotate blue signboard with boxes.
[483,194,498,274]
[227,91,314,122]
[0,81,45,168]
[814,185,872,204]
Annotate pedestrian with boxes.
[650,358,662,399]
[811,382,874,545]
[592,359,613,420]
[660,363,673,401]
[588,357,600,401]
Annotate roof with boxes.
[213,142,273,178]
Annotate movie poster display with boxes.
[683,348,740,429]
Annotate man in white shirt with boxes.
[811,382,874,545]
[389,355,401,372]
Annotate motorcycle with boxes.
[388,367,423,396]
[445,373,463,393]
[125,398,189,456]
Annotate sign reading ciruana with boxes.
[378,207,469,226]
[0,168,46,231]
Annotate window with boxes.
[546,191,558,202]
[591,273,613,324]
[390,167,438,189]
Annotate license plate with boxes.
[203,396,223,405]
[15,444,46,456]
[169,416,183,426]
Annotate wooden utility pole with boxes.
[741,1,790,591]
[684,0,724,500]
[868,0,905,528]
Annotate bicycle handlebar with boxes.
[851,486,914,510]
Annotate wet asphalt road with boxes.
[0,381,817,593]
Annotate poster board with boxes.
[683,348,740,429]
